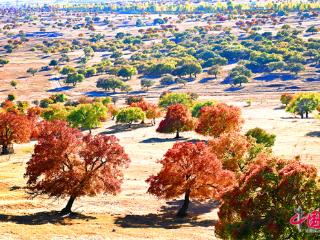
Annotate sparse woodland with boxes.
[0,1,320,239]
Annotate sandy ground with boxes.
[0,95,319,240]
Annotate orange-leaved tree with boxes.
[147,142,236,217]
[195,103,243,137]
[0,112,32,154]
[156,104,195,138]
[25,120,130,214]
[208,132,252,174]
[131,100,162,125]
[27,106,43,140]
[1,100,18,113]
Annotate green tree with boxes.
[10,81,17,89]
[117,66,137,80]
[159,92,193,108]
[96,77,124,93]
[65,73,84,87]
[286,93,320,119]
[145,62,176,77]
[207,66,220,78]
[116,107,145,128]
[229,65,252,78]
[0,58,9,67]
[191,100,216,117]
[280,93,293,106]
[267,61,286,72]
[60,66,76,75]
[141,79,155,91]
[84,67,97,78]
[49,59,58,67]
[42,104,71,121]
[67,103,107,133]
[285,63,305,75]
[232,75,249,87]
[181,62,203,78]
[246,128,276,147]
[27,68,38,76]
[120,84,132,93]
[7,94,15,101]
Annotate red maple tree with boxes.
[156,104,195,138]
[147,142,236,217]
[195,103,243,137]
[25,120,130,214]
[0,112,32,154]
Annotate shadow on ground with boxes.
[140,137,203,144]
[254,73,297,82]
[47,86,73,92]
[274,105,286,110]
[224,86,244,92]
[114,200,219,229]
[102,123,153,134]
[199,77,215,84]
[306,131,320,137]
[0,211,96,225]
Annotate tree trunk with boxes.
[61,195,76,214]
[89,128,92,134]
[177,189,190,218]
[175,130,180,139]
[300,113,304,119]
[306,112,309,119]
[1,144,14,155]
